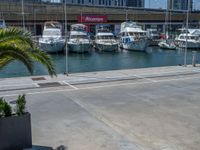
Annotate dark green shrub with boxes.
[0,98,4,118]
[2,100,12,117]
[16,94,26,116]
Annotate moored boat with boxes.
[39,21,65,53]
[175,28,200,49]
[119,21,149,51]
[95,25,118,52]
[68,24,92,53]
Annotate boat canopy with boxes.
[44,21,62,30]
[120,21,146,33]
[178,28,200,35]
[71,24,86,32]
[96,24,111,33]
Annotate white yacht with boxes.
[68,24,92,53]
[95,25,118,52]
[39,21,65,53]
[119,21,149,51]
[175,29,200,49]
[0,19,6,29]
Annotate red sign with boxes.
[77,15,107,23]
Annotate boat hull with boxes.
[158,41,176,50]
[95,43,118,52]
[121,39,149,51]
[68,43,92,53]
[39,40,65,53]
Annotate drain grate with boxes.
[38,82,61,88]
[32,77,46,81]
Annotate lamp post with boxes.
[64,0,68,75]
[184,0,190,67]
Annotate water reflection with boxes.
[0,47,199,78]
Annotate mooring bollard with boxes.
[192,51,197,67]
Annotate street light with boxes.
[64,0,69,75]
[184,0,190,67]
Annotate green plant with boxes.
[16,94,26,116]
[1,99,12,117]
[0,98,4,118]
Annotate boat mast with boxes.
[21,0,25,30]
[164,0,170,39]
[64,0,68,75]
[126,10,128,21]
[184,0,190,67]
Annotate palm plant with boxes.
[0,28,56,77]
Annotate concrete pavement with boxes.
[1,66,200,150]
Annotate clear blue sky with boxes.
[145,0,200,10]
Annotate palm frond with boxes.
[0,28,34,48]
[28,48,57,77]
[0,28,56,77]
[0,45,33,74]
[0,57,13,70]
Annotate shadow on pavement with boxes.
[24,145,67,150]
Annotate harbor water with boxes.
[0,47,199,78]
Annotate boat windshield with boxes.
[97,35,114,39]
[70,35,88,39]
[180,35,199,40]
[151,31,158,34]
[128,32,146,37]
[43,30,61,36]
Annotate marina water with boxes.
[0,47,199,78]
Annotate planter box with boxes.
[0,113,32,150]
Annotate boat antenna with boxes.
[164,0,170,39]
[126,10,128,21]
[184,0,190,67]
[64,0,69,76]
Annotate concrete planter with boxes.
[0,113,32,150]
